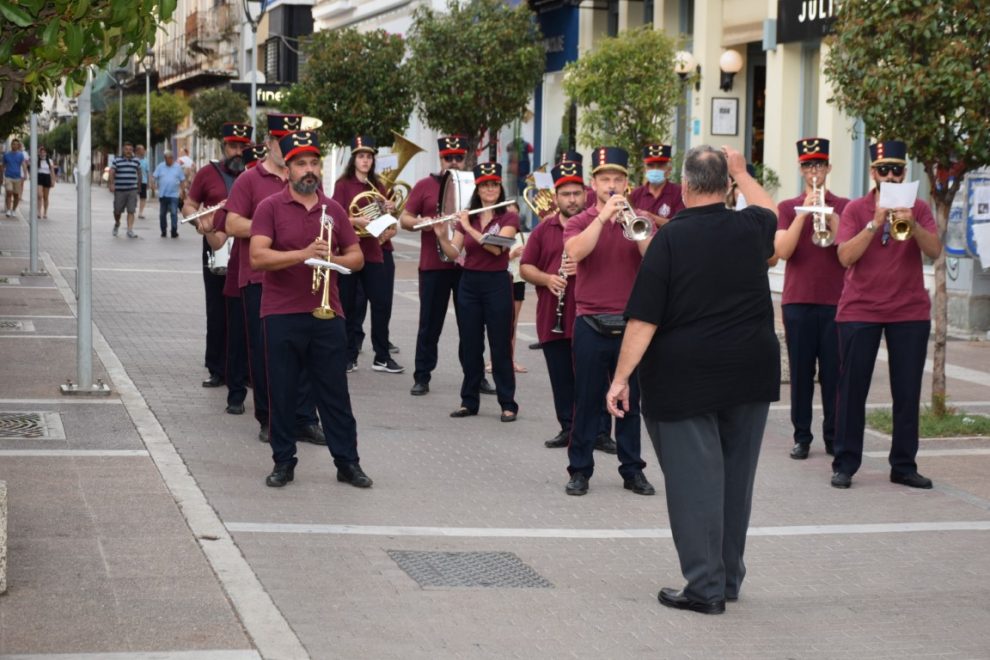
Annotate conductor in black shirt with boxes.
[606,145,780,614]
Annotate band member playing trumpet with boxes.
[629,143,684,228]
[774,138,849,460]
[435,163,520,422]
[831,140,941,490]
[250,130,372,489]
[331,135,404,375]
[561,147,654,497]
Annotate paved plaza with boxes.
[1,181,989,659]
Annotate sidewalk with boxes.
[2,182,990,658]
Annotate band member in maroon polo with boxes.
[774,138,849,460]
[225,114,323,445]
[184,122,250,395]
[831,140,942,490]
[561,147,655,497]
[629,143,684,228]
[331,135,404,375]
[250,130,372,489]
[435,162,520,421]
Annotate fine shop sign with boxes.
[776,0,837,44]
[230,82,290,105]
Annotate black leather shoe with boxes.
[337,464,373,488]
[623,472,656,496]
[298,424,327,446]
[225,403,245,415]
[831,471,852,489]
[528,341,541,350]
[202,374,223,388]
[594,433,617,454]
[890,471,933,489]
[410,382,429,396]
[790,443,810,460]
[449,407,477,418]
[265,463,295,487]
[480,378,496,395]
[824,440,835,456]
[544,430,569,448]
[565,473,589,496]
[657,588,725,615]
[258,425,270,443]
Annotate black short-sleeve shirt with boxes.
[625,202,780,421]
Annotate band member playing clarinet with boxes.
[250,130,372,489]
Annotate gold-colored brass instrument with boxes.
[795,176,835,247]
[889,209,913,241]
[348,131,423,237]
[551,251,567,334]
[522,164,558,218]
[311,204,337,320]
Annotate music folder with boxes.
[480,234,516,248]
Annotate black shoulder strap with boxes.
[211,162,236,194]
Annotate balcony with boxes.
[188,4,240,56]
[157,32,240,91]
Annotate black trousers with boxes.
[224,294,248,408]
[833,320,930,477]
[782,303,838,447]
[568,317,646,480]
[203,268,227,379]
[264,314,359,468]
[413,269,461,385]
[456,270,518,413]
[383,250,396,324]
[542,337,575,432]
[339,260,391,363]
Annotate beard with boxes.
[225,156,244,174]
[291,173,320,195]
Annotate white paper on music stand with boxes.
[533,171,555,190]
[878,180,919,209]
[375,154,399,171]
[304,257,352,275]
[365,213,398,237]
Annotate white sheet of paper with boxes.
[375,154,399,171]
[972,184,990,220]
[304,257,352,275]
[365,213,397,237]
[533,171,555,190]
[972,223,990,264]
[878,180,919,209]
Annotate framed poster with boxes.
[711,98,739,136]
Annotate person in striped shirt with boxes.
[109,142,142,238]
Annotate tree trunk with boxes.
[931,198,950,417]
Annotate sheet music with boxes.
[878,181,919,209]
[365,213,398,237]
[304,258,352,275]
[533,171,555,190]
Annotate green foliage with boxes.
[41,118,76,154]
[563,27,682,180]
[867,407,990,437]
[98,92,189,150]
[283,28,412,148]
[0,89,37,138]
[0,0,176,127]
[407,0,544,165]
[753,163,780,195]
[189,88,249,141]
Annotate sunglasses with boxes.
[442,154,465,163]
[874,164,904,177]
[800,161,828,170]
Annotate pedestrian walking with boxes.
[3,138,27,217]
[109,142,141,238]
[33,145,55,219]
[153,151,185,238]
[136,144,150,219]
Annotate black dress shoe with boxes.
[657,588,725,615]
[565,473,589,496]
[202,374,223,388]
[831,471,852,489]
[449,407,477,418]
[480,378,496,395]
[789,443,810,460]
[410,382,429,396]
[265,463,295,487]
[890,471,933,489]
[297,424,327,446]
[225,403,245,415]
[824,440,835,456]
[594,433,617,454]
[337,463,373,488]
[258,425,270,443]
[544,430,569,448]
[528,341,541,350]
[623,471,656,496]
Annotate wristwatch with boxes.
[865,220,877,233]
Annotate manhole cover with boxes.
[387,550,553,589]
[0,412,66,439]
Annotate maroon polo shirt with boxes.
[563,207,644,316]
[457,211,520,271]
[835,191,937,323]
[629,182,684,223]
[251,188,358,318]
[584,187,597,209]
[406,173,457,271]
[331,175,386,264]
[225,160,288,288]
[777,190,850,306]
[213,208,241,298]
[520,213,577,342]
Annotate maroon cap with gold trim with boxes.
[278,131,321,163]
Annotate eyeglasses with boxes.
[800,161,828,170]
[874,165,904,177]
[442,154,465,163]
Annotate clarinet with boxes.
[551,251,567,334]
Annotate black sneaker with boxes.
[594,433,617,454]
[372,358,405,374]
[410,382,429,396]
[346,360,358,373]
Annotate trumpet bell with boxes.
[812,231,835,247]
[312,305,336,320]
[622,215,652,241]
[890,220,913,241]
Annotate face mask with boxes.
[645,169,666,185]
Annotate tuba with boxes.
[522,164,558,218]
[311,204,337,320]
[349,131,424,237]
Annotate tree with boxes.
[97,92,189,151]
[563,27,682,181]
[281,28,412,148]
[41,118,76,154]
[189,88,249,141]
[824,0,990,416]
[0,0,176,124]
[407,0,544,166]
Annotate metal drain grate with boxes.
[387,550,553,588]
[0,412,66,440]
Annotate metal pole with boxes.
[23,113,44,275]
[250,24,258,140]
[146,67,151,166]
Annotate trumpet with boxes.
[310,204,336,320]
[551,251,568,334]
[412,200,517,230]
[795,176,835,247]
[888,209,913,241]
[609,193,652,241]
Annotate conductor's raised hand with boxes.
[723,146,749,180]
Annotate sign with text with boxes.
[776,0,837,44]
[230,82,290,106]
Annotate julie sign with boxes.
[776,0,836,44]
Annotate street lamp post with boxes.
[242,0,266,140]
[143,49,154,163]
[67,98,77,182]
[112,67,130,158]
